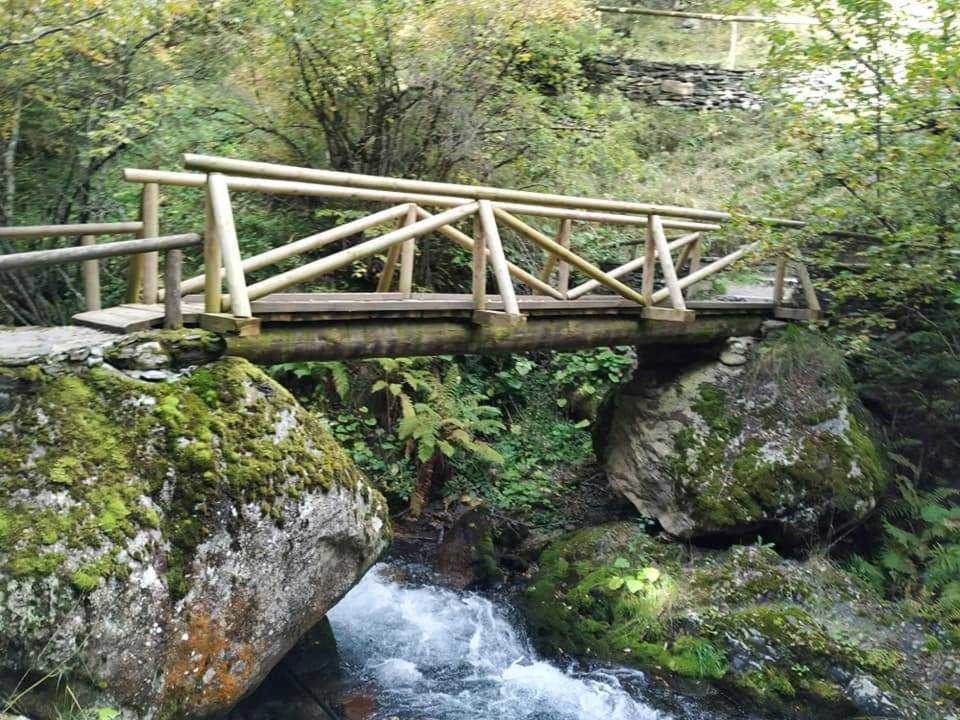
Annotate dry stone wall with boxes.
[588,56,763,111]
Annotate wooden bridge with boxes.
[0,155,821,363]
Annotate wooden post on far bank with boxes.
[80,234,101,311]
[727,20,739,70]
[164,248,183,329]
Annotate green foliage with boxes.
[851,476,960,625]
[550,347,633,411]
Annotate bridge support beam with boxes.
[224,314,767,364]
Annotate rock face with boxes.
[595,327,888,542]
[0,331,390,719]
[525,523,960,720]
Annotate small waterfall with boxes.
[232,563,748,720]
[326,564,668,720]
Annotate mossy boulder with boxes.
[525,523,960,719]
[595,327,888,542]
[0,335,389,720]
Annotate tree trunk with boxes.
[1,88,23,225]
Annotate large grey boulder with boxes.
[0,332,389,719]
[595,327,888,541]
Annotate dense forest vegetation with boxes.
[2,0,959,705]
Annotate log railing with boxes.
[0,232,200,329]
[0,154,823,334]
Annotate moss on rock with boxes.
[597,327,889,541]
[0,350,390,719]
[525,523,958,719]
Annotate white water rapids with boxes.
[326,564,675,720]
[231,562,749,720]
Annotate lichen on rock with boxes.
[595,326,888,542]
[524,523,960,719]
[0,331,390,719]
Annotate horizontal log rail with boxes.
[594,6,818,25]
[0,233,200,271]
[0,221,144,239]
[178,154,805,228]
[0,233,198,331]
[123,169,724,232]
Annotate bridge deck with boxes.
[71,292,778,333]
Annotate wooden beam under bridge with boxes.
[224,313,767,364]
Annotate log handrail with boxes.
[1,158,826,335]
[178,154,805,228]
[123,168,725,232]
[0,233,200,271]
[594,6,818,25]
[0,221,144,239]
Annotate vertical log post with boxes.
[164,248,183,330]
[795,262,822,312]
[206,173,251,317]
[641,217,656,305]
[472,213,487,312]
[125,186,151,302]
[376,209,407,293]
[727,20,739,69]
[478,200,520,319]
[773,257,787,306]
[556,218,572,296]
[398,204,418,297]
[140,182,160,304]
[674,231,700,276]
[684,236,704,299]
[80,234,101,311]
[535,220,569,294]
[650,214,686,310]
[203,188,222,313]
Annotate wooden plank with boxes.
[73,305,164,333]
[199,312,262,336]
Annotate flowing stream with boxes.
[230,562,752,720]
[328,564,668,720]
